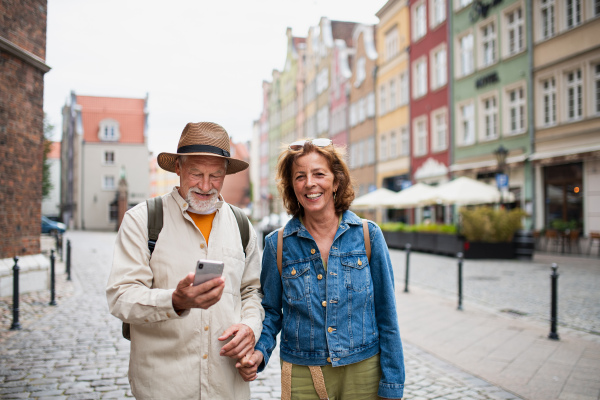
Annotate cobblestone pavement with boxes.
[1,231,521,399]
[388,249,600,335]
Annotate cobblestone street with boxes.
[7,231,598,399]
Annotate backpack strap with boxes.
[229,204,250,255]
[146,196,164,255]
[362,219,371,262]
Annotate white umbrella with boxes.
[381,182,436,209]
[422,176,514,206]
[351,187,398,209]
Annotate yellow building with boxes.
[376,0,411,201]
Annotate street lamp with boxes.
[494,145,509,206]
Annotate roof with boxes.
[48,141,61,159]
[331,20,358,47]
[76,95,146,144]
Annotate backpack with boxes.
[122,196,251,341]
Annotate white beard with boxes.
[187,188,219,213]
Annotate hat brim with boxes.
[157,152,249,175]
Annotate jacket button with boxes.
[203,354,208,359]
[327,357,331,363]
[311,248,316,254]
[322,301,327,307]
[291,268,296,275]
[327,327,333,333]
[358,259,362,266]
[317,274,323,280]
[200,243,205,249]
[204,326,209,331]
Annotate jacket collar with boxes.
[283,210,363,238]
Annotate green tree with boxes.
[42,114,55,199]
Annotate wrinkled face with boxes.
[176,156,227,211]
[292,152,338,217]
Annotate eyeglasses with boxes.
[289,138,333,151]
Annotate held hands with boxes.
[171,272,225,312]
[219,323,255,359]
[236,349,264,382]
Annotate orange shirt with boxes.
[188,212,217,244]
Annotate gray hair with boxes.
[176,155,228,171]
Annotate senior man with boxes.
[107,122,264,399]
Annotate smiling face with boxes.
[292,152,338,218]
[176,155,227,211]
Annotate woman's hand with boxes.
[236,349,264,382]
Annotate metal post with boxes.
[50,250,57,306]
[404,243,411,293]
[548,263,560,340]
[457,252,464,311]
[54,231,60,260]
[66,239,71,281]
[10,256,21,330]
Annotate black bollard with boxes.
[50,250,57,306]
[10,256,21,330]
[66,239,72,281]
[457,252,464,311]
[548,263,560,340]
[404,243,411,293]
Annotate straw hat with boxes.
[157,122,249,175]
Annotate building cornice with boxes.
[0,36,51,73]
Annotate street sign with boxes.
[496,173,508,189]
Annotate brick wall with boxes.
[0,0,48,258]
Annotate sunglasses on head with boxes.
[289,138,333,151]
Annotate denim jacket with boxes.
[255,210,405,399]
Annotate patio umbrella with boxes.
[381,182,437,209]
[351,187,398,209]
[421,176,514,206]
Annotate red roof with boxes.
[48,142,61,159]
[76,95,146,144]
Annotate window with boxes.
[400,127,410,156]
[413,2,427,41]
[98,119,120,142]
[432,47,447,89]
[317,106,329,133]
[566,69,582,120]
[566,0,581,28]
[367,92,376,117]
[507,87,526,134]
[380,135,388,161]
[390,132,398,159]
[595,0,600,16]
[542,78,556,125]
[367,137,375,164]
[109,201,118,222]
[506,7,524,55]
[595,65,600,114]
[481,96,498,140]
[457,0,472,8]
[385,26,399,61]
[358,98,366,123]
[431,0,446,27]
[481,22,496,67]
[399,73,409,105]
[458,102,475,146]
[540,0,555,39]
[103,175,116,190]
[355,57,366,87]
[104,151,115,165]
[413,118,428,156]
[431,109,448,151]
[389,79,397,110]
[379,85,387,115]
[350,103,357,127]
[414,59,428,98]
[458,33,474,76]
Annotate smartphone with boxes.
[193,259,224,286]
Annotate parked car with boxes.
[42,216,66,234]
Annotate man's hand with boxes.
[218,323,255,359]
[236,350,264,382]
[172,272,225,312]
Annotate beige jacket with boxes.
[106,188,264,400]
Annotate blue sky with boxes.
[43,0,387,155]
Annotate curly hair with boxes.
[276,140,355,217]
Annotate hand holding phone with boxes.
[193,259,225,286]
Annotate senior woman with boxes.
[238,138,405,399]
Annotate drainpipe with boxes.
[526,0,535,230]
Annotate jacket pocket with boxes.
[281,262,311,301]
[341,255,371,292]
